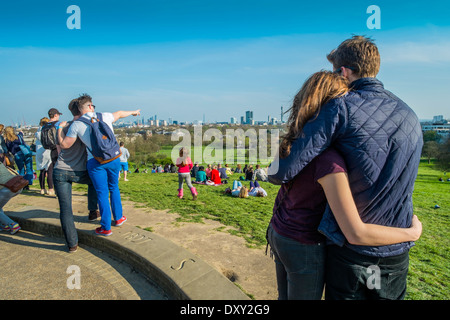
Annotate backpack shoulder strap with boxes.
[77,114,94,125]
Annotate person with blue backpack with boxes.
[57,94,140,236]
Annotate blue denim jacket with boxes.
[268,78,423,257]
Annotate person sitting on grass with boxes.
[245,165,254,181]
[206,165,221,185]
[195,166,207,184]
[218,163,228,182]
[254,164,268,182]
[205,164,212,178]
[225,164,232,176]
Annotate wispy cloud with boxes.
[380,41,450,64]
[2,29,450,124]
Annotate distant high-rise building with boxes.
[433,115,444,124]
[240,116,245,124]
[245,110,253,125]
[230,117,237,124]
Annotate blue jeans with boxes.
[232,180,242,190]
[87,158,123,231]
[53,168,98,247]
[14,151,33,185]
[267,224,325,300]
[232,180,260,190]
[0,187,21,227]
[250,181,260,189]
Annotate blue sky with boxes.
[0,0,449,125]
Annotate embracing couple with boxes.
[267,36,424,300]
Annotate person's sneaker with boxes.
[69,245,78,253]
[1,225,11,232]
[88,210,100,221]
[10,223,21,235]
[115,216,127,226]
[95,227,112,236]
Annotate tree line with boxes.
[116,126,450,172]
[422,131,450,171]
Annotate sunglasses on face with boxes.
[334,66,356,74]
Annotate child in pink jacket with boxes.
[176,147,197,200]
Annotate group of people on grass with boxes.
[0,35,427,300]
[175,148,269,200]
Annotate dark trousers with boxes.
[267,224,325,300]
[325,245,409,300]
[53,168,98,247]
[39,169,54,190]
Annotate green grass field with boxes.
[404,161,449,300]
[70,160,448,300]
[149,145,273,166]
[117,170,279,247]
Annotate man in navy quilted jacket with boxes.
[268,36,423,299]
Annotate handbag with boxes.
[0,167,29,193]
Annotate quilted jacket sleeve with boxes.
[268,97,348,185]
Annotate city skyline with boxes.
[1,1,449,126]
[117,110,450,128]
[10,109,449,128]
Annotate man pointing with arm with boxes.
[58,94,140,236]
